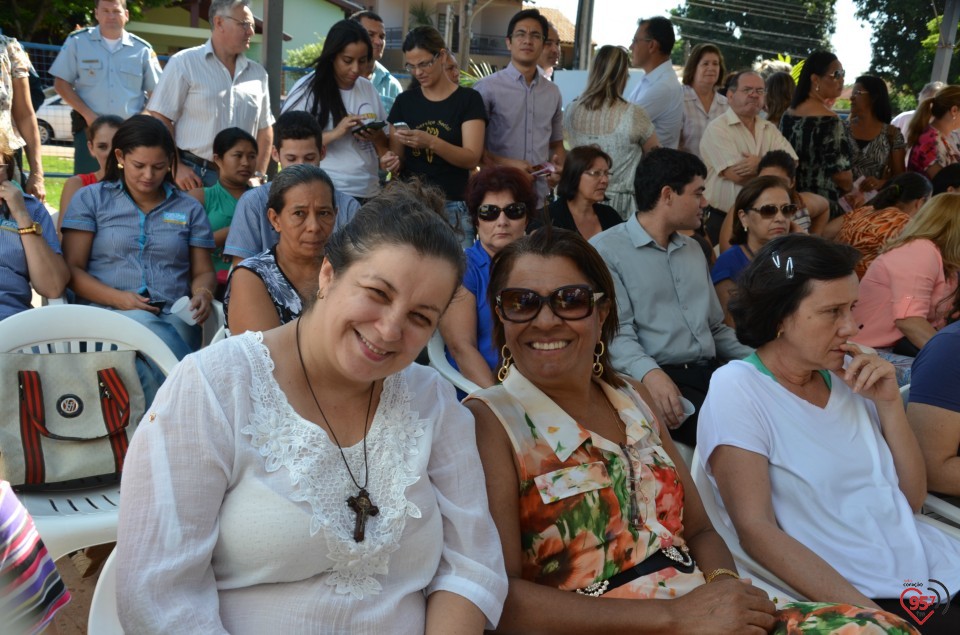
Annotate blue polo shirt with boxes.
[223,181,360,260]
[61,180,214,311]
[446,240,498,374]
[910,320,960,413]
[0,194,61,320]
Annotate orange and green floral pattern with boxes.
[468,369,705,599]
[774,602,920,634]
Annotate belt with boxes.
[178,149,216,172]
[660,358,718,370]
[576,545,696,597]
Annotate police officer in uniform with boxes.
[50,0,161,175]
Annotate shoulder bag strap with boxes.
[18,370,46,485]
[98,367,131,472]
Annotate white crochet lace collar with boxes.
[238,332,425,598]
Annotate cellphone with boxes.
[529,162,556,177]
[393,122,410,132]
[354,120,387,134]
[146,299,165,310]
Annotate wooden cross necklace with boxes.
[296,317,379,542]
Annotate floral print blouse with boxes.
[780,113,853,217]
[0,35,33,151]
[468,368,704,599]
[224,246,303,329]
[907,126,960,175]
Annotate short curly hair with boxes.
[730,234,860,348]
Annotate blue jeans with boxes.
[445,200,475,249]
[181,156,220,187]
[115,309,200,360]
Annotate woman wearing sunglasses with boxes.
[779,51,853,218]
[548,145,623,241]
[465,229,916,634]
[439,167,535,389]
[713,176,796,326]
[388,26,486,248]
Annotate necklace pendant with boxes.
[347,487,379,542]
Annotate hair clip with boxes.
[771,252,795,279]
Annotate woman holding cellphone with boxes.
[388,26,486,247]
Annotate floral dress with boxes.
[907,126,960,175]
[780,113,853,217]
[0,35,33,152]
[468,368,920,634]
[223,246,302,329]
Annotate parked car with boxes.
[36,95,73,144]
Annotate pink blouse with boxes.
[854,239,957,348]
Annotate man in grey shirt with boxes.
[590,148,752,445]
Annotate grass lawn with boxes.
[41,153,72,212]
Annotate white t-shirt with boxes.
[116,333,507,634]
[283,73,386,199]
[697,360,960,599]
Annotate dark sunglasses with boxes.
[748,203,798,219]
[496,284,604,323]
[477,202,527,222]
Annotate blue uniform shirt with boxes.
[0,195,61,320]
[50,26,161,118]
[61,180,214,311]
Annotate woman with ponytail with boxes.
[831,172,932,278]
[907,85,960,178]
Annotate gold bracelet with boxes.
[704,568,740,583]
[192,287,214,300]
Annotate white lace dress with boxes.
[116,332,507,634]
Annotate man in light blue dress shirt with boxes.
[590,148,752,446]
[351,11,402,115]
[51,0,161,174]
[627,16,683,150]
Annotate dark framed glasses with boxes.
[497,285,604,323]
[748,203,798,219]
[477,202,527,222]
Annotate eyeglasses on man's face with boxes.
[511,30,544,42]
[223,15,255,31]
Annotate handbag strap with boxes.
[98,367,132,472]
[18,370,47,485]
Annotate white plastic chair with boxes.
[426,331,482,395]
[0,304,179,561]
[88,549,122,635]
[202,299,226,347]
[690,448,802,601]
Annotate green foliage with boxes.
[854,0,936,92]
[285,37,325,70]
[671,0,835,70]
[409,3,434,28]
[460,61,495,88]
[890,89,917,115]
[3,0,167,43]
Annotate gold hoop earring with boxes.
[593,342,604,377]
[498,345,513,382]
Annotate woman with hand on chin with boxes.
[388,26,486,247]
[116,181,507,634]
[713,175,795,326]
[61,115,215,359]
[699,234,960,632]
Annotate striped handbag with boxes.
[0,351,145,489]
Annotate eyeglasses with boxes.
[510,30,544,42]
[737,87,766,96]
[222,15,255,31]
[584,169,611,178]
[851,89,866,98]
[829,69,846,80]
[403,53,440,74]
[632,37,655,45]
[748,203,798,218]
[477,202,527,222]
[497,285,604,323]
[544,39,557,47]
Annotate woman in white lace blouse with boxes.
[115,182,508,634]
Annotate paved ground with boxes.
[51,551,103,634]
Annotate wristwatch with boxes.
[17,221,41,235]
[253,171,267,184]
